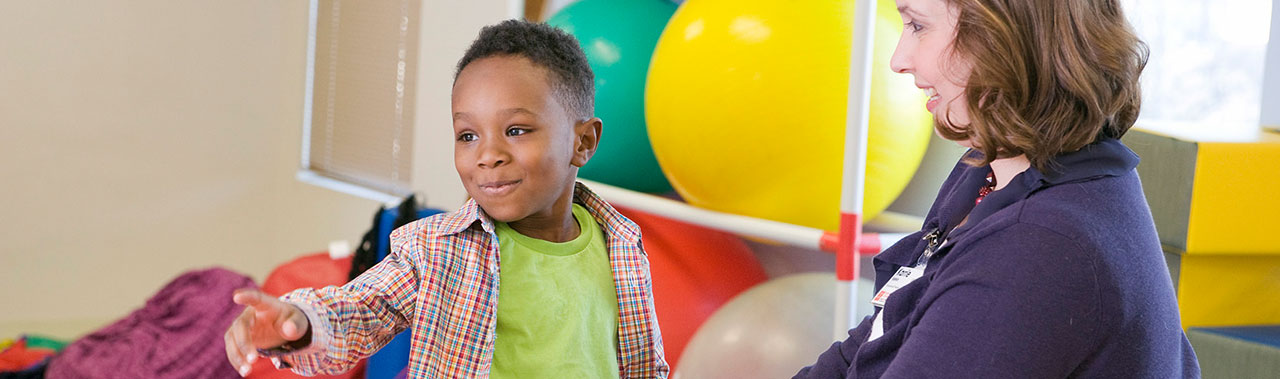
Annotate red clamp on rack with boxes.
[820,213,886,281]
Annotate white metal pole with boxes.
[835,0,879,340]
[580,179,828,250]
[1260,0,1280,131]
[582,178,913,252]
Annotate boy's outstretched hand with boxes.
[224,289,311,377]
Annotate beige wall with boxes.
[0,0,510,340]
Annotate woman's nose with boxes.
[889,38,912,74]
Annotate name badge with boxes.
[871,265,925,307]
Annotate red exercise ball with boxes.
[253,252,365,379]
[617,206,769,370]
[260,252,353,297]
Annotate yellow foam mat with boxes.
[1186,139,1280,254]
[1177,254,1280,329]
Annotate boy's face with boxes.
[451,55,601,224]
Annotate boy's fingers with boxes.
[224,330,244,370]
[233,321,257,376]
[237,290,289,325]
[280,318,299,341]
[230,314,251,351]
[232,289,264,307]
[225,314,256,377]
[277,305,308,341]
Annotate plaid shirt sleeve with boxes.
[576,183,670,378]
[613,239,670,379]
[274,236,423,376]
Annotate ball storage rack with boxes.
[582,0,898,341]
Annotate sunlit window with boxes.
[1122,0,1273,137]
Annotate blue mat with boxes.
[1191,325,1280,348]
[367,206,442,379]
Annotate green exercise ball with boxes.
[547,0,677,193]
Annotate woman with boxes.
[794,0,1199,377]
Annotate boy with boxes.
[224,19,668,378]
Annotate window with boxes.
[300,0,420,199]
[1122,0,1273,137]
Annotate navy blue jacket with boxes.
[795,139,1199,378]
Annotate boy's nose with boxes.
[477,141,510,168]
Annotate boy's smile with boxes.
[478,179,521,196]
[451,55,601,241]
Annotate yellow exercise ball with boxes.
[646,0,933,231]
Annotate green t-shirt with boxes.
[489,203,621,379]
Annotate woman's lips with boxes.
[923,87,940,113]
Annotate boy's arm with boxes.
[271,231,425,376]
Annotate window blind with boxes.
[303,0,420,196]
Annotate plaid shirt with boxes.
[277,182,669,378]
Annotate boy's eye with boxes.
[457,132,477,142]
[506,127,529,137]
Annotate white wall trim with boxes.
[301,0,320,167]
[297,169,403,205]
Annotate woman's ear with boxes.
[571,117,603,168]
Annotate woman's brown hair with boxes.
[938,0,1149,171]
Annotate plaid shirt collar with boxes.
[430,181,642,244]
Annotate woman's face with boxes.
[890,0,971,144]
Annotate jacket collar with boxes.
[876,139,1139,271]
[943,138,1140,238]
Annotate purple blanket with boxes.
[47,267,254,379]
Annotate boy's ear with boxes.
[571,117,603,168]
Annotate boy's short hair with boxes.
[942,0,1148,171]
[455,19,594,119]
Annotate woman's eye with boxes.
[907,21,924,33]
